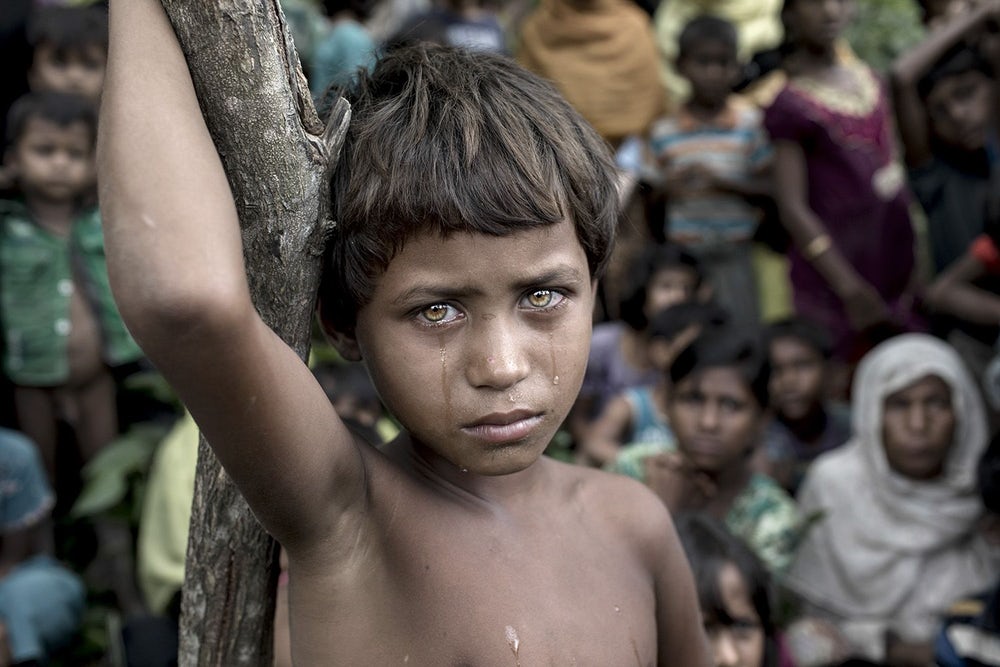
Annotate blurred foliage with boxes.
[846,0,926,71]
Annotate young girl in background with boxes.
[765,0,921,388]
[675,512,778,667]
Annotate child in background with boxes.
[757,317,851,496]
[99,0,711,662]
[387,0,507,53]
[675,512,779,667]
[582,300,727,468]
[308,0,378,106]
[614,325,803,576]
[649,14,773,331]
[0,428,86,667]
[571,245,703,450]
[1,91,145,618]
[26,4,108,104]
[892,3,999,275]
[789,334,1000,665]
[765,0,921,381]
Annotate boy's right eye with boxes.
[416,303,462,326]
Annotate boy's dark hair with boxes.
[674,513,777,665]
[618,245,703,332]
[668,325,770,408]
[319,44,618,332]
[27,5,109,56]
[917,43,994,101]
[678,14,738,62]
[762,316,833,361]
[5,90,97,151]
[648,301,727,342]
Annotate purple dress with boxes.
[764,63,921,361]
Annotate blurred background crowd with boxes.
[2,0,1000,665]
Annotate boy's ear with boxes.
[324,325,362,362]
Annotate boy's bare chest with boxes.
[289,510,658,666]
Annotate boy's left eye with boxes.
[522,289,563,309]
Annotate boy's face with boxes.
[29,43,107,102]
[346,219,595,476]
[768,336,825,421]
[677,41,739,108]
[926,71,995,153]
[881,374,955,481]
[667,366,763,475]
[7,117,94,204]
[644,266,698,320]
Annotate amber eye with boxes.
[527,290,553,308]
[422,304,450,322]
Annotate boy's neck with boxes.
[26,196,79,237]
[683,97,728,121]
[788,45,839,74]
[702,459,752,518]
[387,433,554,509]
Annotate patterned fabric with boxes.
[649,96,772,247]
[610,438,802,575]
[0,200,143,385]
[0,428,54,532]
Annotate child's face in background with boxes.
[348,219,595,475]
[704,563,766,667]
[29,43,107,102]
[768,336,825,421]
[784,0,854,51]
[926,71,995,153]
[7,117,94,204]
[668,367,763,475]
[882,374,955,481]
[644,267,698,321]
[677,41,740,108]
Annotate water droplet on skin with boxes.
[552,375,560,385]
[614,605,621,613]
[505,626,521,666]
[460,467,468,473]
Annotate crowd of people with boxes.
[1,0,1000,665]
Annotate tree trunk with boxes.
[158,1,350,664]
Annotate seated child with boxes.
[756,317,851,496]
[675,512,779,667]
[612,325,803,576]
[98,0,712,663]
[26,4,108,103]
[571,244,704,452]
[788,334,1000,665]
[0,427,86,666]
[648,15,773,331]
[582,300,727,468]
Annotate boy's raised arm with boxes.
[98,0,364,549]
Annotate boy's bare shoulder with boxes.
[545,456,676,553]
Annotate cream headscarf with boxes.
[788,334,999,660]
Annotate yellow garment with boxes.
[654,0,783,108]
[517,0,665,146]
[137,411,198,615]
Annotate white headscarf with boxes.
[788,334,999,658]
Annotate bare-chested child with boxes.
[97,0,712,665]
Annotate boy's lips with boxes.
[462,410,544,443]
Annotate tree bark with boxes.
[158,1,350,664]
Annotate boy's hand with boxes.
[832,275,891,332]
[644,450,717,513]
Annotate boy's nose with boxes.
[698,402,721,431]
[465,319,530,390]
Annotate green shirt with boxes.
[610,441,803,575]
[0,200,143,386]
